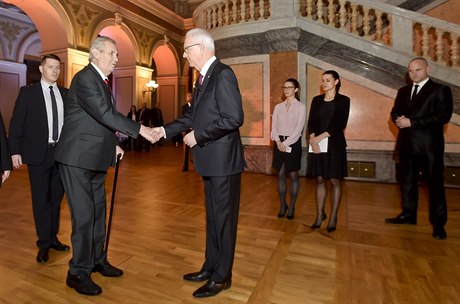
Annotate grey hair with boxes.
[89,35,116,62]
[185,28,215,51]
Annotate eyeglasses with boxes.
[184,43,201,53]
[281,86,295,89]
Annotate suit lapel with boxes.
[88,64,116,109]
[410,79,432,105]
[193,59,219,108]
[35,82,49,126]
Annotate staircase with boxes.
[193,0,459,115]
[193,0,460,185]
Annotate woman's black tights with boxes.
[277,164,299,217]
[313,177,342,228]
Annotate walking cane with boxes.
[105,153,122,253]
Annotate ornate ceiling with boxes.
[143,0,205,18]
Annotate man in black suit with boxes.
[54,36,156,296]
[386,57,453,240]
[154,28,244,298]
[9,54,70,263]
[0,112,12,186]
[181,92,192,171]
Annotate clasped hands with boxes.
[276,140,287,152]
[309,135,321,154]
[395,115,411,129]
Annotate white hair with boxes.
[186,28,215,51]
[89,35,116,62]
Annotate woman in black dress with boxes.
[307,70,350,232]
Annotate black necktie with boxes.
[198,74,203,85]
[411,84,419,100]
[49,86,58,142]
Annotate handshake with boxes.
[139,126,164,144]
[139,125,197,148]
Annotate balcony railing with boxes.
[194,0,460,72]
[193,0,271,29]
[298,0,459,70]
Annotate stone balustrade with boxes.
[194,0,460,71]
[193,0,271,29]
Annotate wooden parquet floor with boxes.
[0,144,459,304]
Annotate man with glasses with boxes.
[154,28,244,298]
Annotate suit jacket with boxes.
[0,112,12,174]
[55,64,140,171]
[307,93,350,152]
[182,103,192,116]
[9,82,68,165]
[164,59,244,176]
[391,79,453,155]
[151,107,163,127]
[138,107,150,126]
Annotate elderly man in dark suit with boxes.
[154,28,244,298]
[0,112,12,186]
[386,57,453,240]
[55,36,156,296]
[9,54,70,263]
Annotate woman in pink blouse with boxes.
[271,78,306,219]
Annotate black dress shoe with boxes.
[66,271,102,296]
[50,240,70,251]
[36,248,49,263]
[192,280,231,298]
[183,269,212,282]
[385,213,417,225]
[92,261,123,277]
[433,226,447,239]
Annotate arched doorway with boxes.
[152,42,180,124]
[0,0,72,129]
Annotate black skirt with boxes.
[272,137,302,173]
[307,146,347,179]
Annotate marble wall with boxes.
[216,27,460,186]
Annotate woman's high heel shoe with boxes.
[286,206,296,220]
[277,204,288,218]
[327,218,337,232]
[310,213,327,229]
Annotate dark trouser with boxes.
[58,164,107,275]
[27,145,64,249]
[399,150,447,227]
[202,173,241,283]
